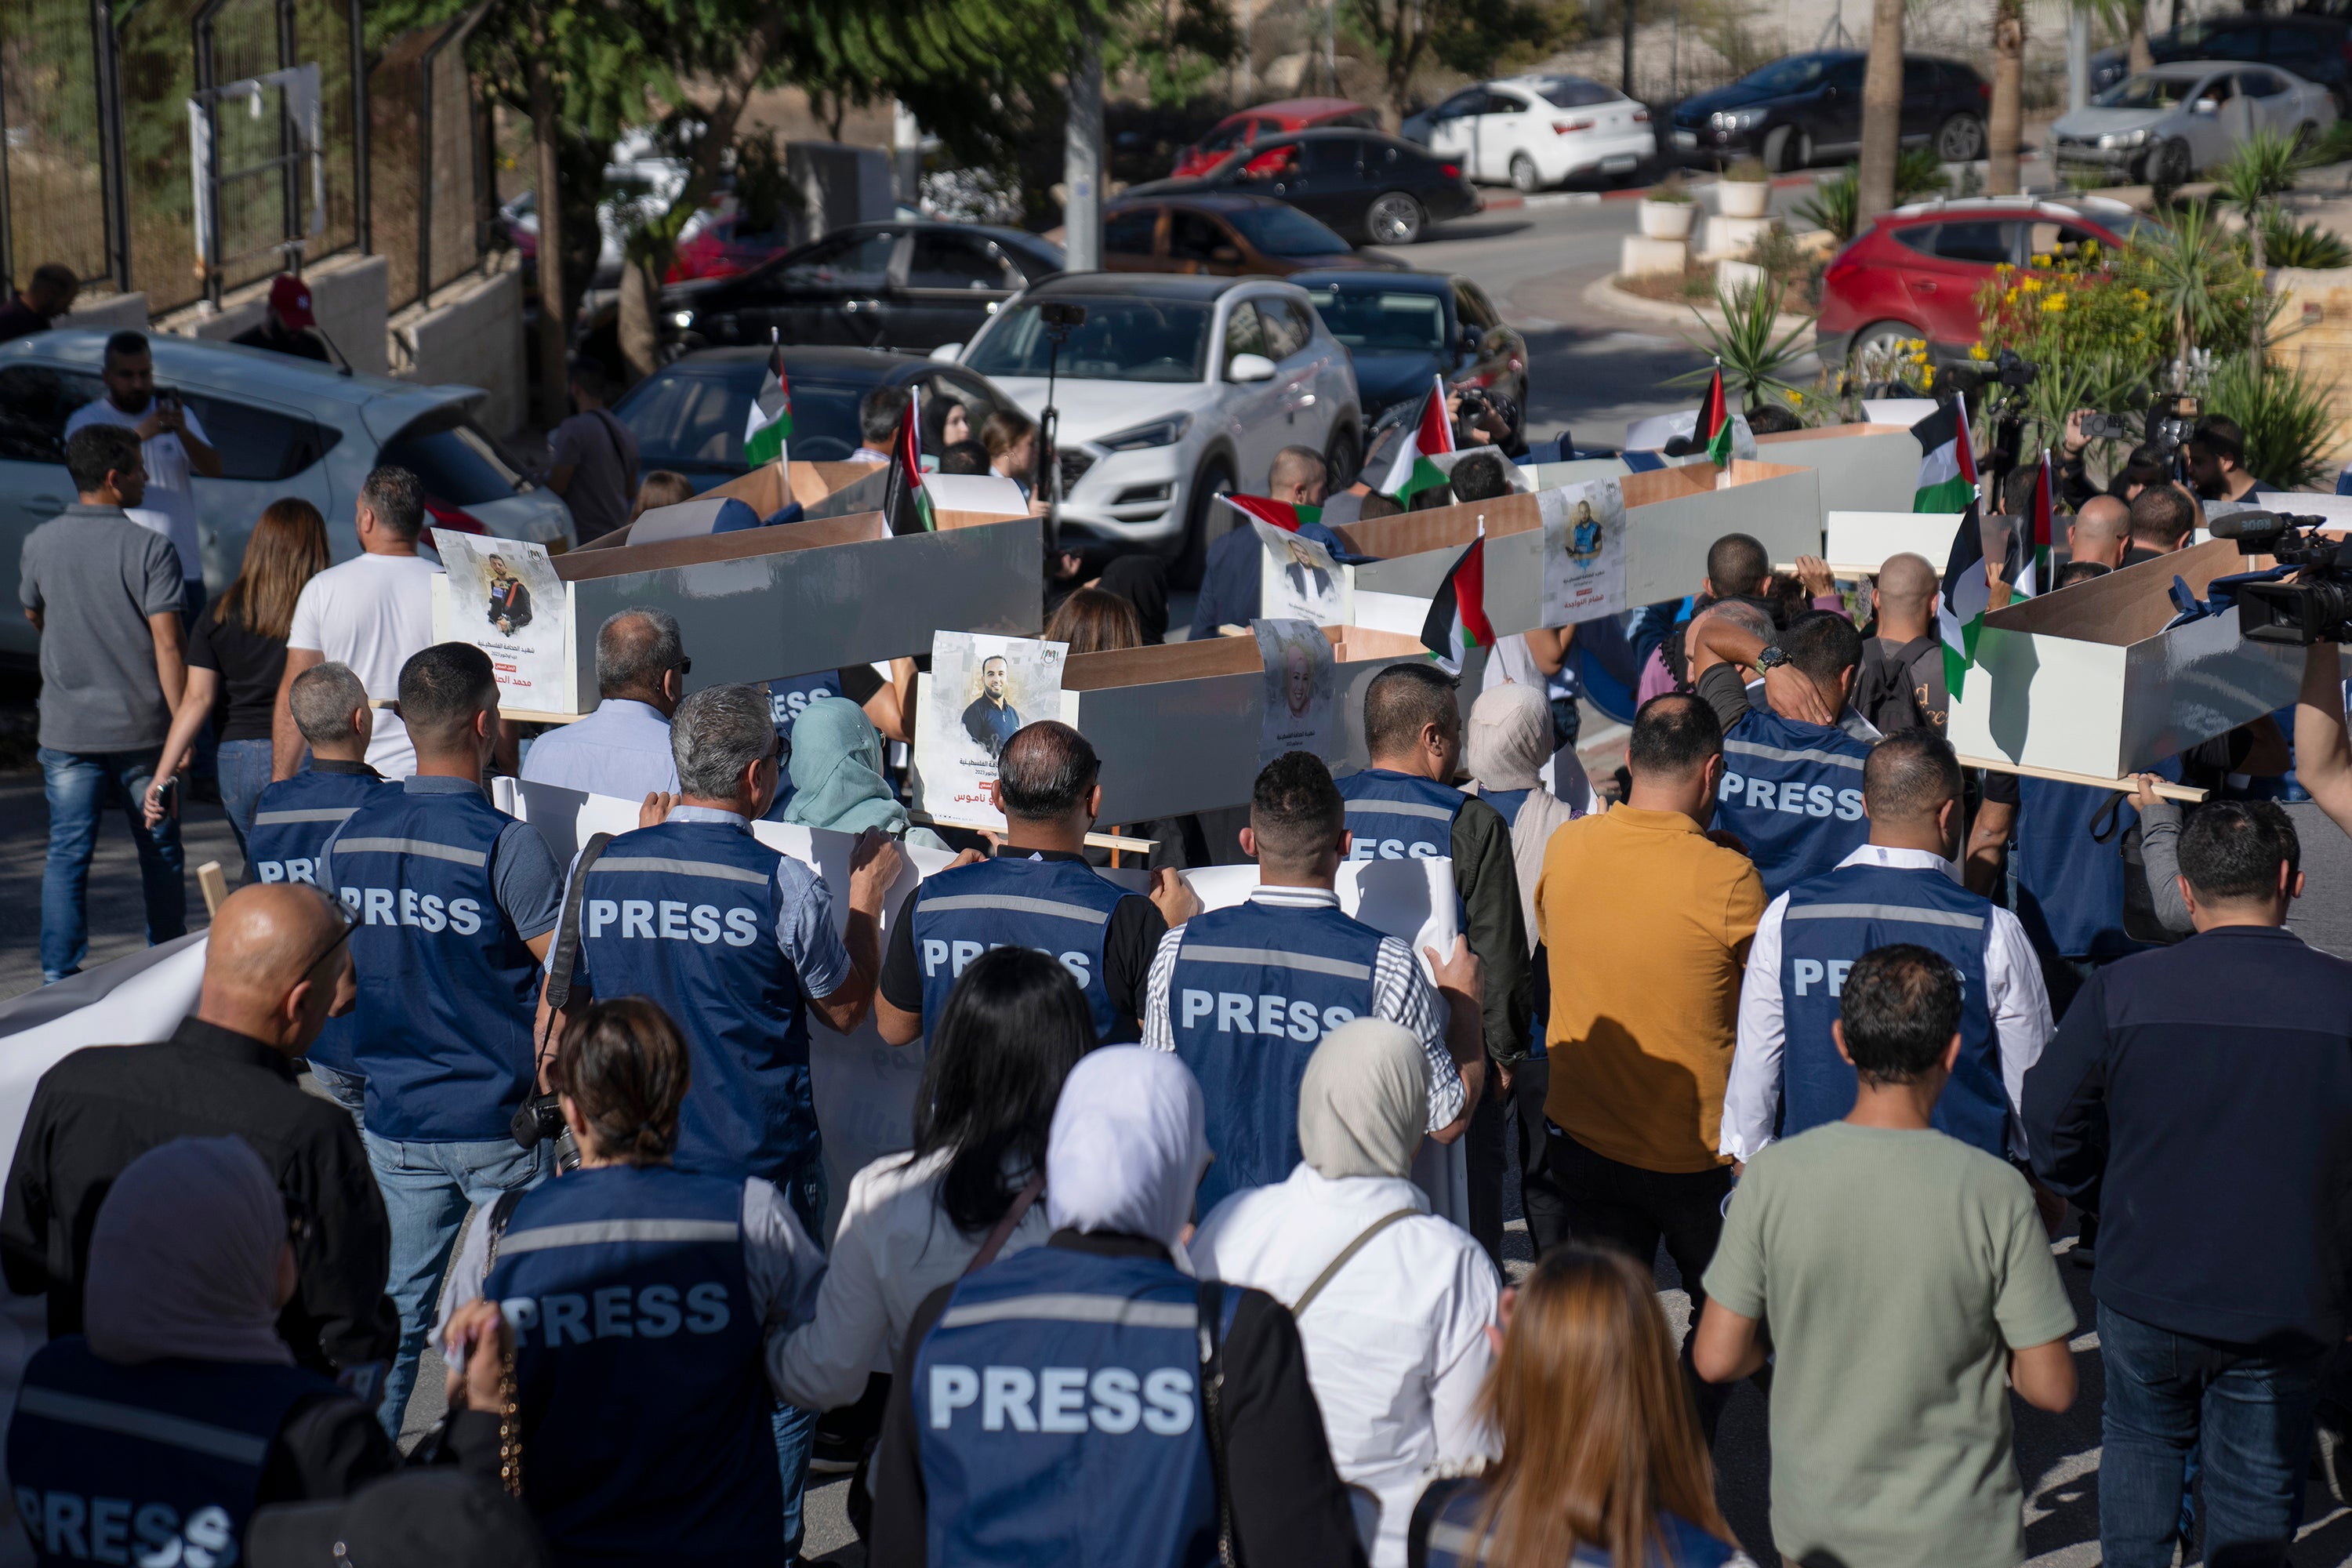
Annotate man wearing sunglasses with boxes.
[1,883,397,1388]
[518,607,688,802]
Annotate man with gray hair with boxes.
[517,606,686,801]
[543,680,904,1555]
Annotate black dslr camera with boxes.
[2212,510,2352,646]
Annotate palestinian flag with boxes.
[742,342,791,467]
[882,387,933,535]
[1374,376,1455,501]
[1937,499,1991,701]
[2013,449,2053,599]
[1911,394,1978,514]
[1420,526,1494,674]
[1697,363,1734,466]
[1222,494,1322,532]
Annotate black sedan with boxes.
[1669,51,1990,172]
[1122,129,1483,245]
[1291,269,1528,448]
[607,346,1023,492]
[2091,13,2352,109]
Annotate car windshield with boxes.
[615,367,866,470]
[378,417,532,505]
[2095,74,2197,108]
[1535,76,1614,107]
[1224,204,1352,256]
[967,298,1213,382]
[1738,56,1838,94]
[1305,286,1446,350]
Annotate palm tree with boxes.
[2216,129,2316,355]
[1856,0,1907,226]
[1989,0,2026,194]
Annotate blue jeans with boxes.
[304,1060,366,1133]
[2098,1301,2323,1568]
[363,1129,551,1439]
[215,737,272,874]
[38,746,185,982]
[769,1150,830,1555]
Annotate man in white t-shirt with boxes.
[274,466,439,780]
[63,332,221,614]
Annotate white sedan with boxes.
[1407,74,1656,192]
[953,272,1362,579]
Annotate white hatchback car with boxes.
[1408,74,1657,191]
[954,272,1362,579]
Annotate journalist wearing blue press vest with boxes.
[245,660,394,1122]
[1142,751,1481,1212]
[435,997,826,1568]
[1683,604,1877,899]
[868,1046,1368,1568]
[1719,729,2054,1167]
[875,720,1196,1049]
[317,641,568,1436]
[1337,662,1531,1262]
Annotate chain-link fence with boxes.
[0,0,119,294]
[370,5,490,314]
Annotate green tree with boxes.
[1345,0,1564,131]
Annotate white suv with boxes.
[953,273,1360,580]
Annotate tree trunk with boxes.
[1856,0,1904,227]
[618,260,660,382]
[526,47,570,430]
[1990,3,2025,196]
[2129,0,2154,72]
[1621,0,1637,96]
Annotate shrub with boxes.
[1724,156,1769,183]
[1648,172,1696,205]
[2205,352,2340,491]
[1794,168,1858,241]
[2263,214,2352,270]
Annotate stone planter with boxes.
[1718,179,1771,219]
[1639,198,1697,240]
[1621,235,1690,277]
[1715,259,1769,296]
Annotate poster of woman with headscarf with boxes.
[1253,619,1337,764]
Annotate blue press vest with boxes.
[249,768,396,1074]
[485,1164,781,1566]
[1715,710,1872,899]
[1338,768,1464,861]
[913,1244,1236,1568]
[330,789,543,1141]
[8,1338,334,1568]
[911,856,1139,1043]
[1418,1479,1740,1567]
[1777,862,2007,1156]
[574,820,815,1185]
[1168,898,1386,1210]
[766,672,844,818]
[2013,774,2158,961]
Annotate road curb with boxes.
[1480,169,1820,212]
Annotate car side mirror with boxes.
[1228,352,1277,383]
[929,342,964,361]
[1212,245,1241,263]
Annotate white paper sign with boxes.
[1255,521,1352,626]
[1540,479,1628,626]
[433,532,569,710]
[913,633,1066,831]
[1253,619,1338,765]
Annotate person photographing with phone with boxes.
[64,332,223,623]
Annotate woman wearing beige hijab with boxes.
[1192,1019,1503,1568]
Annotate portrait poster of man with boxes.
[914,632,1067,830]
[1538,477,1628,626]
[1254,521,1352,626]
[431,531,570,711]
[1253,618,1338,765]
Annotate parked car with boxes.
[2092,12,2352,110]
[2051,62,2336,185]
[0,332,570,665]
[1169,97,1380,178]
[666,209,797,283]
[954,272,1363,579]
[1815,195,2157,365]
[1402,74,1656,191]
[1668,51,1989,171]
[577,221,1065,374]
[1290,269,1526,447]
[608,345,1023,493]
[1102,192,1409,275]
[1123,129,1483,244]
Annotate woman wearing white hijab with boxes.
[868,1047,1369,1568]
[5,1138,509,1563]
[1192,1021,1504,1568]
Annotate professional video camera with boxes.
[2210,510,2352,646]
[1942,347,2039,400]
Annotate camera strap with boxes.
[543,832,615,1015]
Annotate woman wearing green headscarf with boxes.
[779,696,949,849]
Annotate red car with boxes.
[1816,195,2158,365]
[1171,97,1380,178]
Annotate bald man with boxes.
[1857,553,1946,733]
[0,883,399,1379]
[1189,445,1341,641]
[2067,495,2130,572]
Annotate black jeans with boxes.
[1512,1059,1570,1256]
[1465,1068,1507,1265]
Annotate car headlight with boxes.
[670,310,695,328]
[1098,413,1192,452]
[1710,110,1761,131]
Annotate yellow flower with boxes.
[2020,276,2043,293]
[2031,253,2053,267]
[1921,367,1936,387]
[2005,289,2020,304]
[1789,390,1804,405]
[1969,342,1991,361]
[2042,293,2067,312]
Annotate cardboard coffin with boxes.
[1056,626,1438,821]
[1949,538,2309,778]
[1751,423,1923,520]
[1821,510,1965,575]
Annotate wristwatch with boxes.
[1755,645,1790,672]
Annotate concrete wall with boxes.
[390,260,526,437]
[152,254,391,377]
[58,292,151,333]
[2270,266,2352,473]
[789,142,892,240]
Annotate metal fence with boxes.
[368,2,491,315]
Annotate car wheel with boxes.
[1325,423,1362,491]
[1174,452,1237,589]
[1935,113,1987,162]
[1762,125,1804,173]
[1509,154,1541,194]
[2149,136,2193,185]
[2296,119,2320,151]
[1848,318,1926,366]
[1366,192,1425,245]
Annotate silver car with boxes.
[2050,60,2337,185]
[0,331,572,664]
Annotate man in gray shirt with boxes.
[20,425,191,982]
[546,360,638,543]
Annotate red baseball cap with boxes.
[269,274,315,328]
